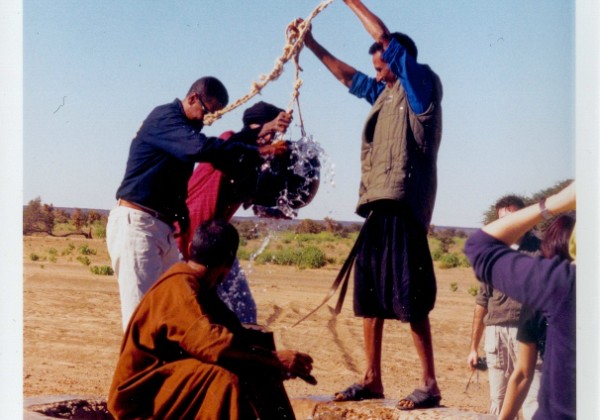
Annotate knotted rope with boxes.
[203,0,334,127]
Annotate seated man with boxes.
[108,220,314,419]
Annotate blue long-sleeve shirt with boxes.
[116,99,262,222]
[465,230,576,419]
[349,38,434,114]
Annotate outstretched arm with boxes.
[482,182,576,245]
[343,0,391,47]
[304,27,357,88]
[466,181,576,312]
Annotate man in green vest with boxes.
[304,0,443,410]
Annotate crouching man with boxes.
[108,220,314,419]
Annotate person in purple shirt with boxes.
[465,182,576,419]
[304,0,443,410]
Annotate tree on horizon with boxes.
[482,179,574,230]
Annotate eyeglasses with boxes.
[198,95,211,114]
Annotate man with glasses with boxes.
[107,77,290,329]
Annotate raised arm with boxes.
[482,182,576,245]
[304,27,357,88]
[343,0,391,47]
[465,182,576,312]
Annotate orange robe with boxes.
[108,262,294,419]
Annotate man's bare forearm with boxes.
[470,304,486,351]
[343,0,390,46]
[304,33,356,88]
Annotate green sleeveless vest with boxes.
[356,71,442,229]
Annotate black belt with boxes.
[118,199,173,226]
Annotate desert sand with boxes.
[23,235,494,418]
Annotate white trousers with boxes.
[106,206,180,330]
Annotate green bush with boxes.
[297,246,327,269]
[78,244,97,255]
[77,255,91,266]
[254,250,275,264]
[92,221,106,239]
[468,285,479,296]
[450,282,458,292]
[280,231,339,244]
[458,254,471,268]
[90,265,114,275]
[30,253,41,261]
[438,253,460,269]
[431,247,443,261]
[62,243,75,256]
[237,247,251,261]
[266,248,297,266]
[254,245,327,269]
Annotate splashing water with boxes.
[273,134,333,218]
[245,231,273,276]
[216,258,257,324]
[252,130,336,220]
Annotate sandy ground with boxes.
[23,235,492,417]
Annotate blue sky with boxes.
[22,0,576,228]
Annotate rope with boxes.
[290,212,372,328]
[203,0,335,126]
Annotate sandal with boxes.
[334,383,385,402]
[396,388,441,410]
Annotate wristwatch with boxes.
[539,197,553,221]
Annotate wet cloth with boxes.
[108,262,294,420]
[353,201,436,322]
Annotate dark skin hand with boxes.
[258,140,288,157]
[276,349,314,381]
[256,110,292,157]
[258,111,293,139]
[220,347,314,384]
